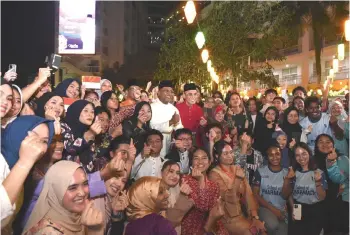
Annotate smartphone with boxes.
[293,204,302,220]
[9,64,17,73]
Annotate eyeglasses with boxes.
[178,138,192,142]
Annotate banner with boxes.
[58,0,96,54]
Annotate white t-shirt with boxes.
[299,113,332,152]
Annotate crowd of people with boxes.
[0,67,349,235]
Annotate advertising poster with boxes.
[58,0,96,54]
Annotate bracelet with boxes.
[17,163,31,170]
[316,184,322,187]
[326,159,336,163]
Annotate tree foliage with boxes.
[155,1,297,89]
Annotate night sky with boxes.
[1,1,179,87]
[1,1,55,87]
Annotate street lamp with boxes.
[195,32,205,49]
[333,58,339,73]
[201,49,209,63]
[338,44,345,61]
[207,60,212,71]
[184,1,196,24]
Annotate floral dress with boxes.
[24,218,65,235]
[61,122,95,173]
[181,175,229,235]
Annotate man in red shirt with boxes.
[176,83,204,137]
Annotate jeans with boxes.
[259,207,288,235]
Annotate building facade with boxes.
[54,1,147,85]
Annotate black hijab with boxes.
[65,100,94,138]
[281,106,302,143]
[34,92,63,118]
[54,78,81,98]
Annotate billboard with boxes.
[58,0,96,54]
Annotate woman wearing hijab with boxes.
[61,100,101,172]
[99,79,112,95]
[1,116,54,230]
[54,78,81,99]
[281,106,302,144]
[23,161,104,235]
[122,101,152,155]
[125,176,176,235]
[254,106,279,157]
[34,92,65,119]
[0,77,13,121]
[1,84,23,128]
[328,100,349,156]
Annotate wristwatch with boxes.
[252,215,259,220]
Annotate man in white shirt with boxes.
[165,128,193,174]
[150,80,183,156]
[131,129,165,180]
[299,96,332,151]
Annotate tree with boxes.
[284,1,349,84]
[155,1,296,90]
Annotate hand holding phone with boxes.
[293,204,302,220]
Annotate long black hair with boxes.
[314,134,335,171]
[292,142,316,171]
[129,101,152,130]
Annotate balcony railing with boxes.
[279,74,301,86]
[309,68,349,83]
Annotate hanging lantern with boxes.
[184,1,196,24]
[345,19,350,41]
[333,58,339,73]
[207,60,212,72]
[201,49,209,63]
[338,44,345,61]
[195,32,205,49]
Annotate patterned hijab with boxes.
[23,161,86,235]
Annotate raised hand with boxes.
[174,138,185,151]
[54,117,61,135]
[44,106,57,120]
[142,143,151,158]
[327,148,337,161]
[112,190,129,213]
[209,129,217,143]
[170,113,180,126]
[37,67,51,84]
[108,155,126,174]
[128,138,137,162]
[90,118,102,135]
[180,178,192,195]
[286,167,295,179]
[19,131,48,166]
[191,168,204,181]
[289,138,296,149]
[111,124,123,138]
[314,170,322,182]
[3,71,17,82]
[235,166,245,179]
[223,134,232,143]
[199,116,207,126]
[81,201,104,227]
[80,85,86,99]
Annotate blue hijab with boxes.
[1,115,55,169]
[54,78,81,98]
[65,100,95,138]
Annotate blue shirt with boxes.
[253,166,288,210]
